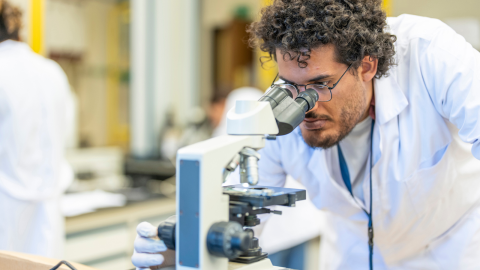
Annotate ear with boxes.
[359,56,378,82]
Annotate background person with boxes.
[0,0,73,259]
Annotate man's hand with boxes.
[131,222,174,270]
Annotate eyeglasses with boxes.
[270,63,353,102]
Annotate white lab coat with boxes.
[0,40,73,258]
[257,15,480,269]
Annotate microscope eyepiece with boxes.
[296,89,319,112]
[258,86,292,110]
[259,87,319,135]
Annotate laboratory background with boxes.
[0,0,480,269]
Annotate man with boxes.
[0,0,73,258]
[132,0,480,269]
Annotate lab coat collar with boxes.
[0,40,30,53]
[373,69,409,125]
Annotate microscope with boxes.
[157,86,319,270]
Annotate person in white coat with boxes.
[132,1,480,269]
[0,0,73,259]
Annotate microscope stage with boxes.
[223,185,306,208]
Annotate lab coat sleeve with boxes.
[420,22,480,160]
[257,139,287,187]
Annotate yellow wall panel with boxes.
[30,0,44,54]
[255,0,277,91]
[383,0,393,17]
[106,2,130,147]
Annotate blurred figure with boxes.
[207,91,228,135]
[211,87,262,137]
[0,0,73,258]
[160,106,215,162]
[160,88,255,161]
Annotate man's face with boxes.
[276,45,371,149]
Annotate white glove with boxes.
[131,222,167,270]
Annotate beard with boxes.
[300,82,367,149]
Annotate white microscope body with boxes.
[174,87,318,270]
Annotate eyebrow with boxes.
[279,74,332,84]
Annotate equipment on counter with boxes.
[160,86,318,270]
[124,158,176,181]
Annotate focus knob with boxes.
[157,215,176,250]
[206,221,251,259]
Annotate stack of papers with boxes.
[61,189,127,217]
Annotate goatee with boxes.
[300,84,366,149]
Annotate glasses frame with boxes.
[270,63,353,102]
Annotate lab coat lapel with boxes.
[307,149,346,199]
[370,70,413,262]
[308,148,368,221]
[307,148,328,185]
[373,69,409,126]
[371,69,409,165]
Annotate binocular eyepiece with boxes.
[259,86,319,136]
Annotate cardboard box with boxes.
[0,251,100,270]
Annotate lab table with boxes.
[64,197,176,270]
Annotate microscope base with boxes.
[160,259,290,270]
[230,252,268,264]
[228,258,290,270]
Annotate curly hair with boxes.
[248,0,397,78]
[0,0,22,42]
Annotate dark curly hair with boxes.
[0,0,22,43]
[248,0,397,78]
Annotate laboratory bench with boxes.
[64,196,176,270]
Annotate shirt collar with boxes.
[373,68,409,125]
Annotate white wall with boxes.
[130,0,201,158]
[45,0,86,55]
[393,0,480,49]
[394,0,480,21]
